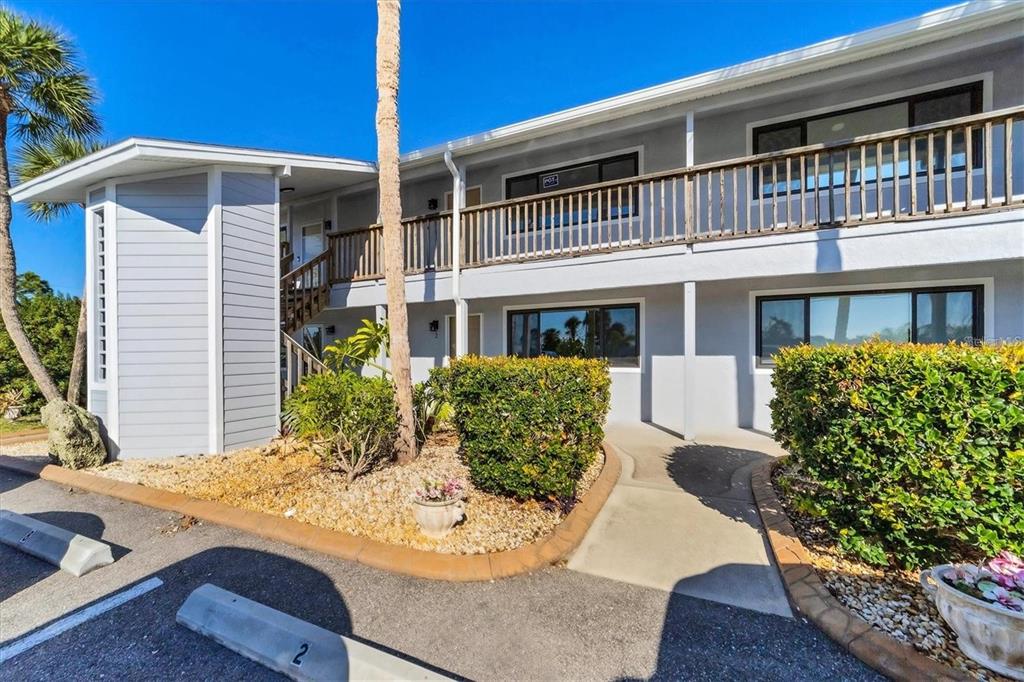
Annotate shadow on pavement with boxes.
[662,443,770,526]
[617,574,881,682]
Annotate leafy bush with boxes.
[770,341,1024,568]
[437,356,610,501]
[283,372,397,479]
[0,273,80,412]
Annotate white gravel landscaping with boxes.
[772,466,1012,682]
[90,431,604,555]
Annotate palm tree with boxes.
[375,0,417,462]
[1,9,100,404]
[16,134,104,406]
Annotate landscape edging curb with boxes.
[0,428,49,445]
[750,458,968,682]
[0,443,620,582]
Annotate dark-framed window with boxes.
[751,83,984,198]
[508,303,640,367]
[504,153,640,233]
[756,285,982,366]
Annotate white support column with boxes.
[683,280,696,441]
[445,152,469,358]
[685,111,695,166]
[104,180,120,454]
[207,168,224,454]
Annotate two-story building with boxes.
[11,1,1023,458]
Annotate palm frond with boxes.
[15,133,105,221]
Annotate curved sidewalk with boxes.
[567,422,792,618]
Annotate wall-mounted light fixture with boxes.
[325,325,336,335]
[427,198,438,211]
[280,186,295,194]
[429,320,439,337]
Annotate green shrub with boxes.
[283,372,398,478]
[770,341,1024,568]
[437,356,611,501]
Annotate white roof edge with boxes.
[401,0,1023,165]
[9,137,376,203]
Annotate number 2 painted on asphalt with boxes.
[292,643,309,666]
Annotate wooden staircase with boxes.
[280,248,330,335]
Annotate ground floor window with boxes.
[756,285,982,365]
[507,303,639,367]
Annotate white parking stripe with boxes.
[0,577,164,663]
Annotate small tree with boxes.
[0,9,100,405]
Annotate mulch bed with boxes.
[771,463,1012,682]
[90,431,603,556]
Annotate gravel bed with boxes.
[91,431,604,555]
[771,464,1011,682]
[0,438,49,458]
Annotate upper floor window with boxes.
[505,152,639,200]
[756,285,982,366]
[752,82,983,154]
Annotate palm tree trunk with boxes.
[376,0,417,462]
[67,289,87,405]
[0,112,62,403]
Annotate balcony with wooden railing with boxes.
[280,107,1023,332]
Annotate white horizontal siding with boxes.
[221,172,278,450]
[116,173,209,458]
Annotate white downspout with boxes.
[444,151,468,358]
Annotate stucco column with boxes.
[683,280,696,440]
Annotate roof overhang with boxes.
[401,0,1024,168]
[9,137,378,204]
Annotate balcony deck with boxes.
[281,107,1023,330]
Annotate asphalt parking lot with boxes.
[0,468,881,681]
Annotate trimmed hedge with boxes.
[771,341,1024,568]
[434,356,611,501]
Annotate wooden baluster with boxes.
[827,152,836,223]
[844,149,852,222]
[909,137,918,216]
[813,153,820,226]
[717,171,724,235]
[798,156,805,228]
[746,164,753,232]
[1005,116,1014,206]
[771,163,778,230]
[783,160,791,229]
[875,142,883,220]
[859,146,867,221]
[705,171,712,236]
[927,132,936,214]
[945,129,953,213]
[892,140,900,218]
[965,126,973,211]
[631,184,639,246]
[683,174,692,240]
[673,177,680,240]
[984,121,993,208]
[659,179,666,243]
[617,185,624,246]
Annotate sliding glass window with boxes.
[756,286,981,365]
[508,304,639,367]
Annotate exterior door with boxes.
[299,222,325,264]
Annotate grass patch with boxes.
[0,416,43,434]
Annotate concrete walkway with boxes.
[568,423,792,618]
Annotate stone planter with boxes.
[4,406,22,420]
[412,498,465,539]
[921,564,1024,680]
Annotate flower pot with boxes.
[412,498,465,539]
[921,564,1024,680]
[4,406,22,420]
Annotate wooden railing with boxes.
[321,106,1022,285]
[280,249,330,333]
[281,330,327,398]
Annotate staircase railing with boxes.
[281,330,328,398]
[280,249,330,334]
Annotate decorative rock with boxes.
[41,400,106,469]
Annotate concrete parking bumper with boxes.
[176,583,451,681]
[0,509,114,577]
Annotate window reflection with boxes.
[509,304,639,366]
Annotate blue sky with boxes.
[11,0,955,296]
